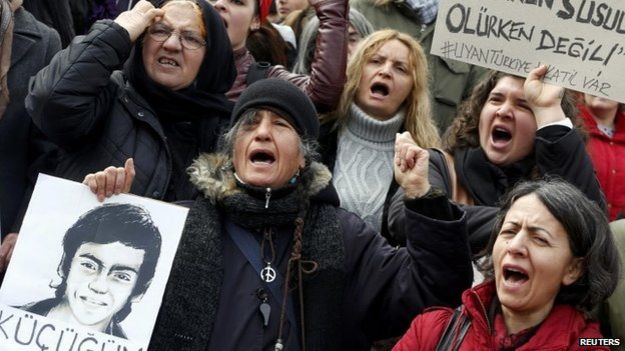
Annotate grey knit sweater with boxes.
[332,103,405,231]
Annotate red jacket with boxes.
[579,104,625,220]
[393,281,607,351]
[578,104,625,221]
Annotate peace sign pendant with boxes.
[261,263,277,283]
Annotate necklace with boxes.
[258,228,276,329]
[260,228,277,283]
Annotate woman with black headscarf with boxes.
[26,0,237,202]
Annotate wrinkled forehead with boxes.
[504,194,567,234]
[239,108,298,131]
[367,39,414,68]
[160,0,206,34]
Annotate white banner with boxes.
[432,0,625,103]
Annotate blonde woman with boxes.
[318,29,440,237]
[351,0,487,133]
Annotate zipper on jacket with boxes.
[265,188,272,208]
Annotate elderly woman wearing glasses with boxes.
[26,0,236,202]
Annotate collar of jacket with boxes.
[462,281,598,350]
[10,7,41,66]
[188,152,334,203]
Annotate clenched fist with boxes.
[394,132,431,199]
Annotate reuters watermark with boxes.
[578,338,621,347]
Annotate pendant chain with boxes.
[260,228,277,283]
[260,227,275,265]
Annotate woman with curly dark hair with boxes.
[390,66,605,252]
[436,67,602,208]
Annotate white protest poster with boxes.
[432,0,625,103]
[0,174,188,351]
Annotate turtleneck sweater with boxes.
[332,103,405,232]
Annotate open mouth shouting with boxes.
[370,82,390,99]
[502,264,529,289]
[490,125,513,149]
[249,148,276,167]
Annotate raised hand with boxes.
[524,65,567,127]
[114,0,165,42]
[83,158,136,202]
[394,132,431,199]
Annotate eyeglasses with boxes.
[148,23,206,50]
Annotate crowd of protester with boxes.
[0,0,624,350]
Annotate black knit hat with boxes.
[231,78,319,139]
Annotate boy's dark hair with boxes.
[54,203,162,321]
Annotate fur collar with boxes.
[188,153,333,202]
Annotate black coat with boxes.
[26,20,231,201]
[0,8,60,238]
[388,149,498,254]
[148,155,473,350]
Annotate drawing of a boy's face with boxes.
[64,241,145,328]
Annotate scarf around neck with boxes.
[454,147,534,206]
[220,180,302,230]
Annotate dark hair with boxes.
[55,203,162,320]
[246,22,289,66]
[478,178,620,314]
[443,70,580,154]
